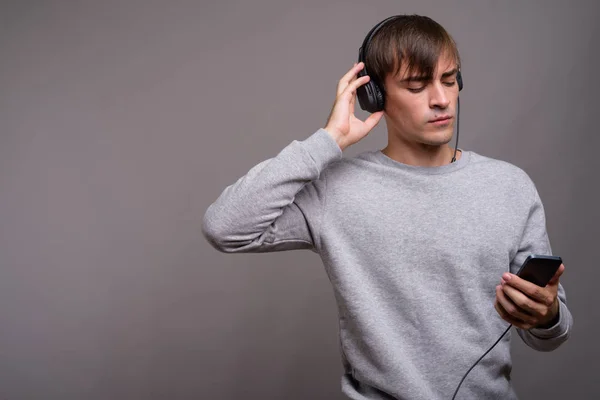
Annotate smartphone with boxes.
[515,254,563,287]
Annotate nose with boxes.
[429,81,450,109]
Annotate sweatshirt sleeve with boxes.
[202,128,342,253]
[510,180,573,351]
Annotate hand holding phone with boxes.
[515,254,563,287]
[494,254,564,331]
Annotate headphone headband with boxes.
[358,15,403,64]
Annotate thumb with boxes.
[548,263,565,286]
[364,111,384,131]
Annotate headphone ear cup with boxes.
[357,75,385,113]
[373,81,385,111]
[457,70,463,91]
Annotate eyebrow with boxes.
[400,67,458,83]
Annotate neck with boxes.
[381,137,460,167]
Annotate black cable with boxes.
[451,324,513,400]
[451,96,460,163]
[446,74,507,399]
[448,87,507,399]
[448,88,511,398]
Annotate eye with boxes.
[444,81,456,87]
[407,87,425,93]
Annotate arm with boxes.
[498,182,573,351]
[203,62,384,254]
[202,128,341,253]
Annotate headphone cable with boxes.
[451,324,513,399]
[451,97,460,163]
[448,94,511,399]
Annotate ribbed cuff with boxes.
[300,128,343,172]
[528,300,568,339]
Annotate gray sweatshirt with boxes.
[202,128,572,400]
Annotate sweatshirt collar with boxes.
[372,148,470,175]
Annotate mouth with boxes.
[429,115,452,123]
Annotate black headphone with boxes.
[356,15,463,112]
[355,15,463,162]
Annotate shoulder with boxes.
[320,149,382,178]
[466,150,537,192]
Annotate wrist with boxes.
[323,126,346,151]
[537,299,560,329]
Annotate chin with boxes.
[421,138,452,147]
[419,130,453,146]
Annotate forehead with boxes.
[395,49,458,80]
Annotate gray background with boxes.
[1,0,598,399]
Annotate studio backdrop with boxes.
[1,1,598,399]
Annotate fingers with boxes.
[341,75,371,99]
[349,66,357,110]
[494,299,534,330]
[501,283,545,315]
[501,273,552,304]
[337,62,365,97]
[495,285,537,327]
[363,111,385,130]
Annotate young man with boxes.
[203,14,572,400]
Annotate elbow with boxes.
[202,206,251,253]
[202,207,231,252]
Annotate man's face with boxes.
[382,51,460,147]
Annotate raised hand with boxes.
[324,62,384,151]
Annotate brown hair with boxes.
[363,15,461,92]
